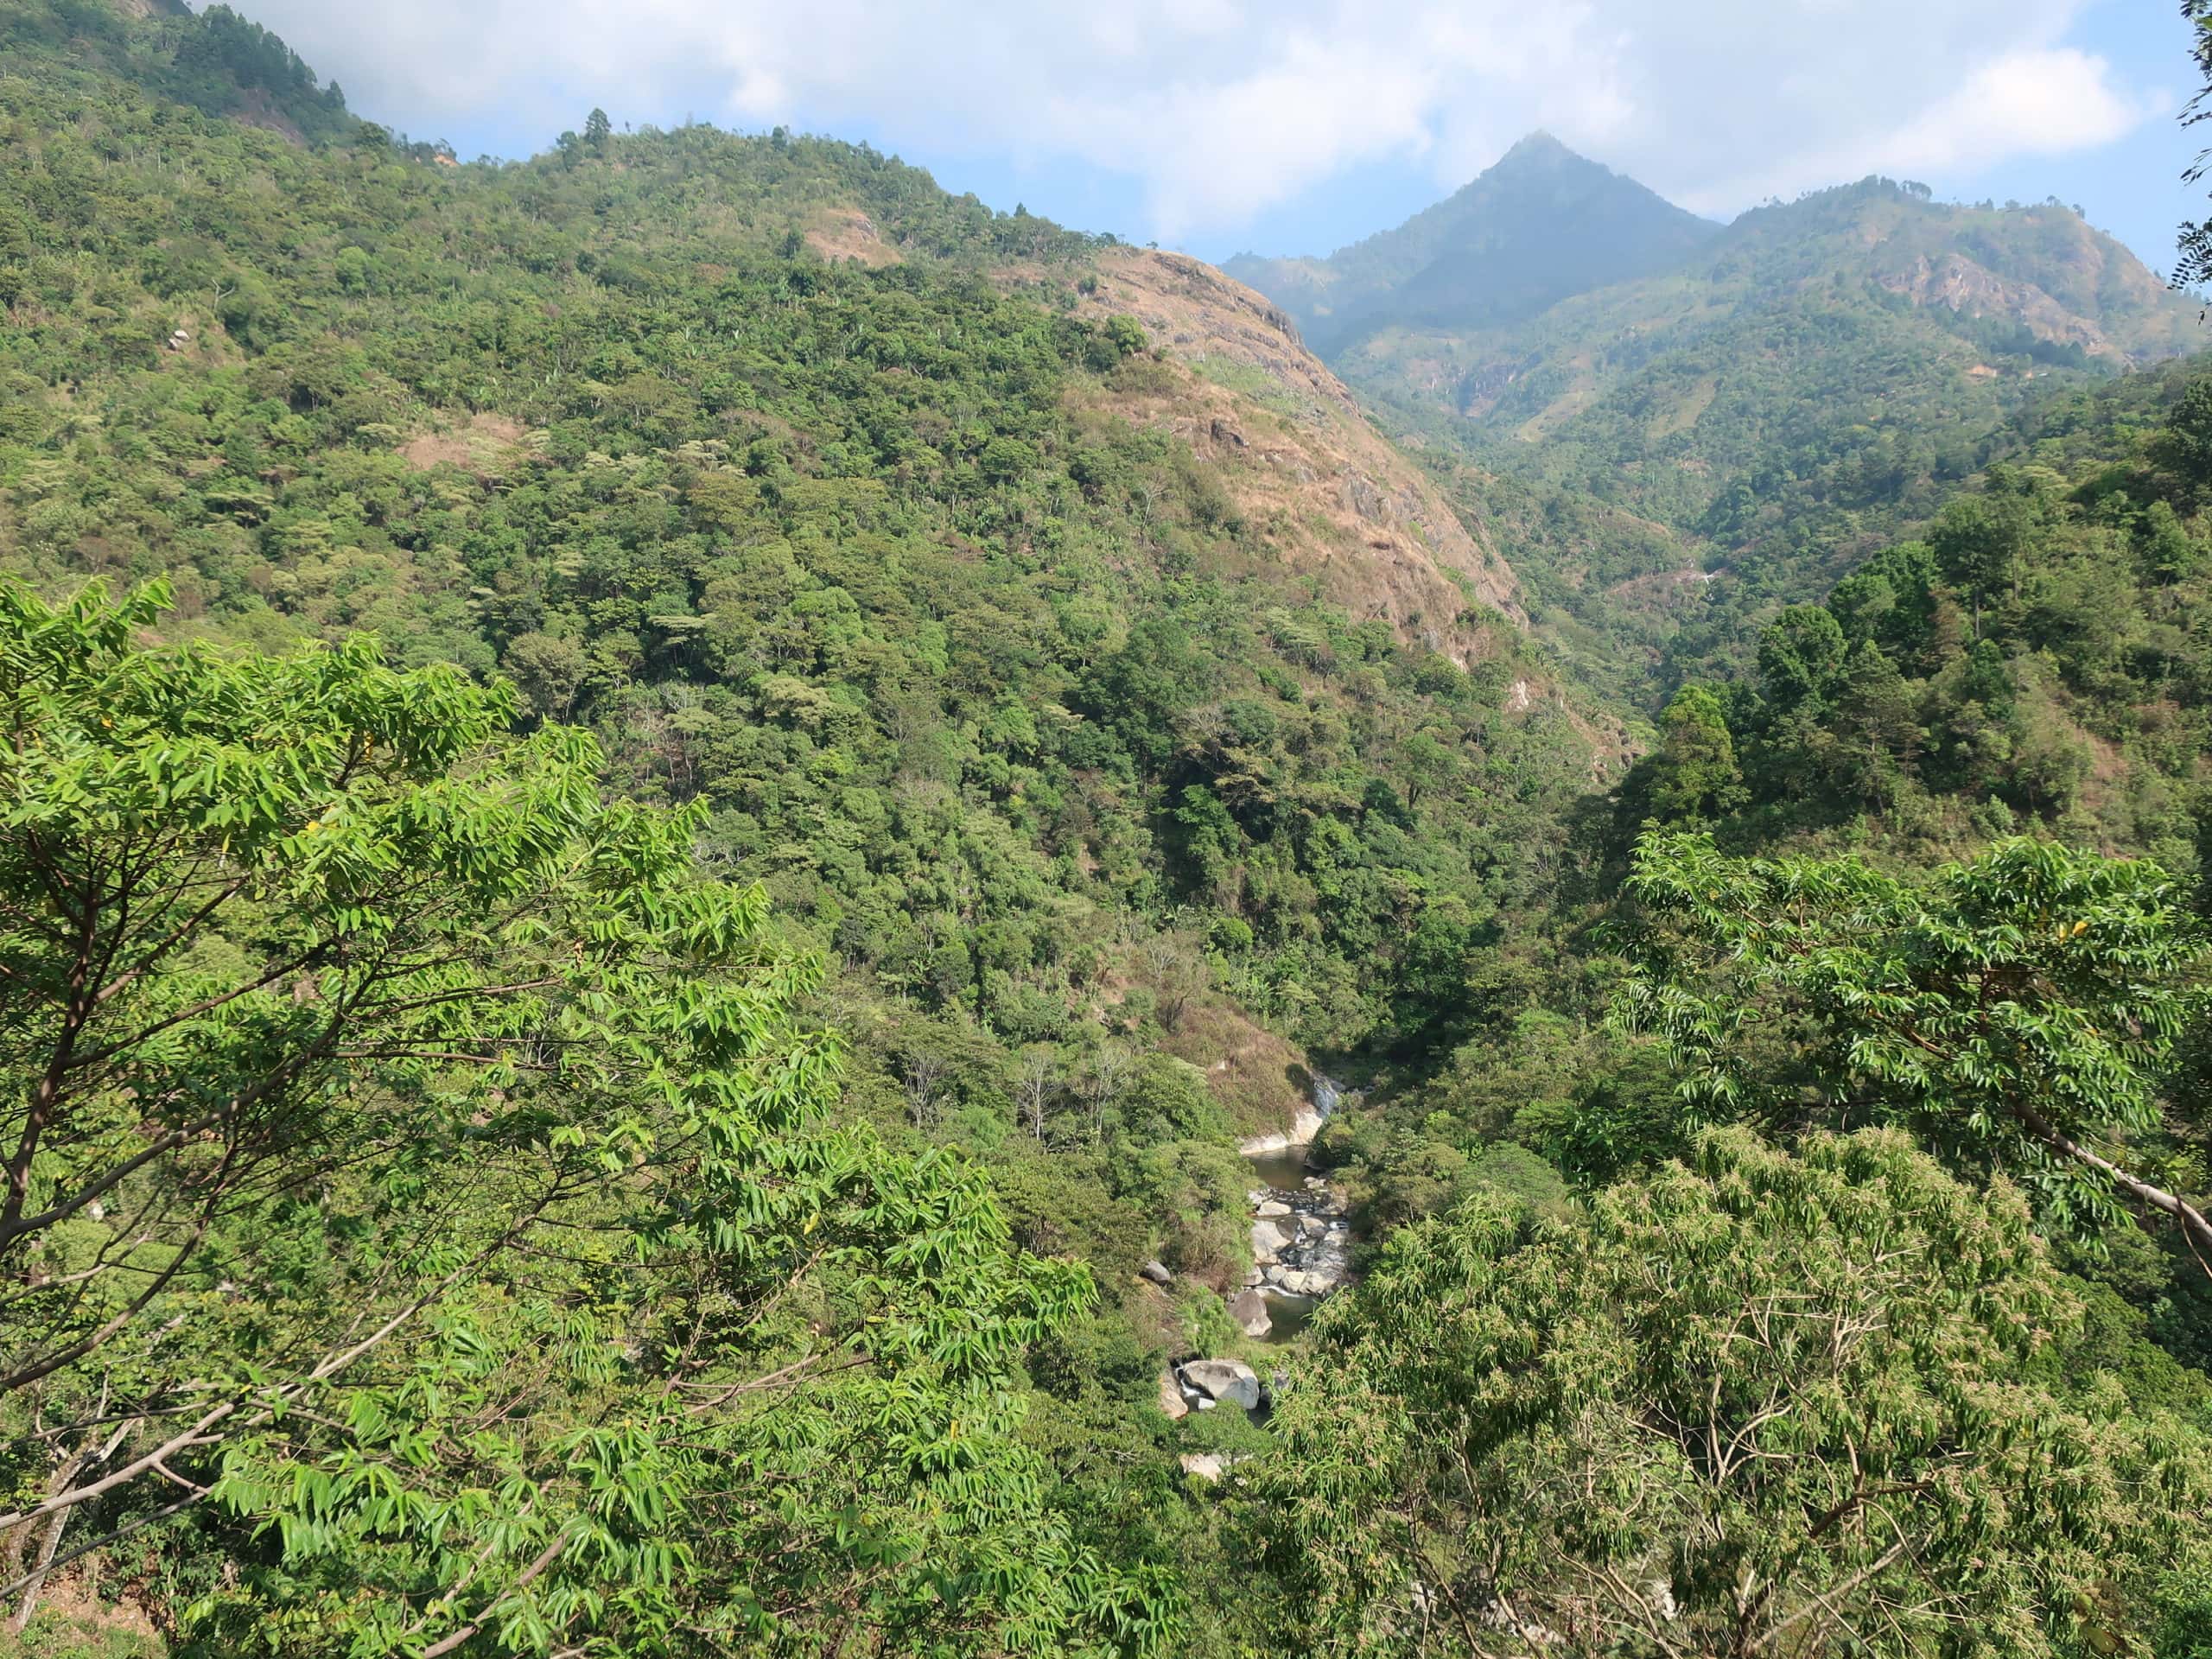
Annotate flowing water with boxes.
[1241,1073,1344,1345]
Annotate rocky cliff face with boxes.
[1052,249,1525,665]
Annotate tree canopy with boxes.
[0,580,1169,1655]
[1254,1128,2212,1656]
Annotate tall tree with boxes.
[1622,830,2212,1267]
[1643,683,1746,825]
[1253,1129,2212,1656]
[2178,0,2212,288]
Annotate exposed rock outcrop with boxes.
[1180,1358,1262,1411]
[1229,1287,1274,1339]
[1065,250,1527,664]
[1249,1173,1352,1301]
[1158,1367,1190,1421]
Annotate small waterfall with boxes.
[1311,1073,1341,1122]
[1235,1069,1346,1158]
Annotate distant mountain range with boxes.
[1226,135,2203,661]
[1225,133,1720,354]
[1231,132,2193,380]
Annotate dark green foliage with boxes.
[1623,391,2212,859]
[10,8,2212,1652]
[0,12,1606,1646]
[0,0,357,144]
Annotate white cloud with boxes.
[1880,47,2152,171]
[237,0,2155,240]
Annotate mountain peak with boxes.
[1228,135,1717,352]
[1497,130,1574,163]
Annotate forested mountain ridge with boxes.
[0,0,353,143]
[1224,132,1719,356]
[1231,147,2202,715]
[1608,360,2212,870]
[1370,175,2199,463]
[0,9,1611,1649]
[0,0,1607,1126]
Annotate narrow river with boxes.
[1236,1073,1350,1344]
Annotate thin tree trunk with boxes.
[2012,1097,2212,1273]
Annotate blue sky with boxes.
[248,0,2206,279]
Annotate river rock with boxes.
[1251,1217,1291,1260]
[1158,1368,1189,1420]
[1228,1287,1273,1338]
[1255,1199,1292,1218]
[1138,1259,1173,1286]
[1181,1358,1262,1410]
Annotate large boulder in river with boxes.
[1251,1217,1291,1261]
[1181,1358,1262,1410]
[1228,1287,1273,1338]
[1157,1367,1189,1421]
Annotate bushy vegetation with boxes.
[1257,167,2202,707]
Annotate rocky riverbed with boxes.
[1241,1174,1350,1315]
[1230,1074,1353,1341]
[1154,1078,1353,1465]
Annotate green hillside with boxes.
[1376,176,2198,524]
[5,3,2212,1655]
[1608,360,2212,868]
[0,0,357,143]
[0,6,1599,1650]
[1231,160,2202,710]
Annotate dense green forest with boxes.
[4,2,2212,1655]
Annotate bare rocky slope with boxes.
[1060,248,1525,666]
[802,217,1529,668]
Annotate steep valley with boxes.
[5,4,2212,1655]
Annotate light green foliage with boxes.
[1624,830,2212,1257]
[0,582,1172,1655]
[1253,1128,2212,1656]
[11,6,2212,1650]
